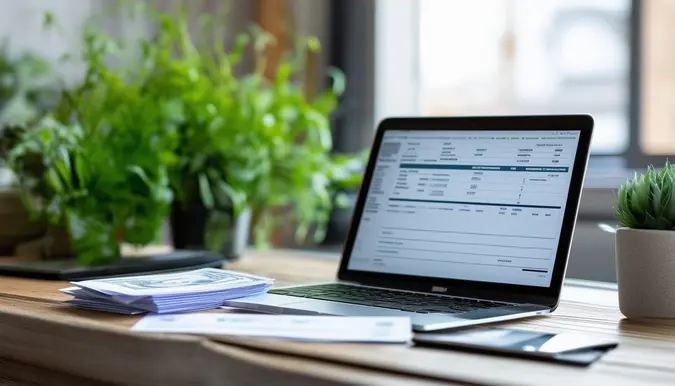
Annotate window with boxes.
[419,0,630,155]
[374,0,674,167]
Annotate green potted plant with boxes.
[166,30,363,254]
[128,9,254,257]
[0,40,61,256]
[124,4,364,255]
[615,162,675,321]
[4,2,365,264]
[6,18,181,265]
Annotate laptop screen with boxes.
[347,130,581,288]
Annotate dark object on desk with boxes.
[0,250,225,280]
[0,189,49,256]
[413,327,618,366]
[170,201,250,261]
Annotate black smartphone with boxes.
[413,327,618,366]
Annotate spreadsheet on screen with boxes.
[348,130,581,287]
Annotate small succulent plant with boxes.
[617,162,675,230]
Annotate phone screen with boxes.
[413,327,618,365]
[416,328,556,354]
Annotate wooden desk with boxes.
[0,250,674,386]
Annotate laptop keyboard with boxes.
[268,283,508,314]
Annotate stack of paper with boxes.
[61,268,273,314]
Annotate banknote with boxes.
[71,268,273,296]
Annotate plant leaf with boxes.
[198,173,215,209]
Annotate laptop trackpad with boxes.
[287,300,413,317]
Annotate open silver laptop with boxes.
[226,115,594,331]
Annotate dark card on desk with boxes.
[413,327,618,366]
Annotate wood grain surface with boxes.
[0,249,674,385]
[0,357,114,386]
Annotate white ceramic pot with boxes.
[616,228,675,321]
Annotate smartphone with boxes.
[413,327,618,366]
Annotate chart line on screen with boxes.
[378,236,553,250]
[375,247,549,260]
[380,227,556,240]
[371,255,551,271]
[389,198,561,210]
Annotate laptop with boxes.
[226,115,594,331]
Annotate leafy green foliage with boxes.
[7,14,181,265]
[128,4,365,246]
[5,0,366,264]
[617,162,675,230]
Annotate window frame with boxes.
[627,0,642,168]
[624,0,672,169]
[328,0,377,153]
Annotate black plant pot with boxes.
[170,202,251,261]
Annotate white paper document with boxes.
[131,314,412,343]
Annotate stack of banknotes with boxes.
[60,268,274,314]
